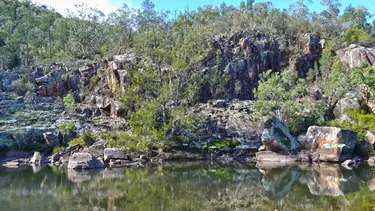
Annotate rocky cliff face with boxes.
[202,31,323,101]
[194,99,261,150]
[0,30,325,152]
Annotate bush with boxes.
[255,69,325,135]
[329,108,375,141]
[99,131,145,152]
[68,138,84,146]
[52,146,65,154]
[343,28,372,45]
[63,94,76,110]
[68,132,96,147]
[81,132,96,146]
[58,121,75,136]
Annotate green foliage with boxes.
[343,28,372,45]
[68,138,84,146]
[58,121,75,136]
[201,50,230,99]
[205,140,241,151]
[63,94,76,110]
[329,108,375,141]
[68,132,96,147]
[99,131,146,152]
[1,0,373,71]
[255,69,324,135]
[52,146,64,154]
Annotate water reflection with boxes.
[0,162,375,211]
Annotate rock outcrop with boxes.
[195,100,261,150]
[293,33,324,78]
[29,151,42,165]
[306,126,357,162]
[0,72,19,92]
[337,44,375,68]
[67,153,105,169]
[260,116,300,153]
[334,90,363,120]
[202,31,323,101]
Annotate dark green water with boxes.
[0,162,375,211]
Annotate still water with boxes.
[0,162,374,211]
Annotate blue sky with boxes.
[113,0,375,15]
[32,0,375,21]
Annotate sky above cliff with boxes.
[32,0,375,20]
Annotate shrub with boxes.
[63,94,76,110]
[68,138,85,146]
[68,132,96,147]
[58,121,75,136]
[52,146,65,154]
[329,108,375,141]
[343,28,372,45]
[81,132,96,146]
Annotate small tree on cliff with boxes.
[255,69,325,134]
[63,94,76,111]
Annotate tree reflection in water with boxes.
[0,162,375,211]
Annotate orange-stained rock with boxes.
[306,126,357,162]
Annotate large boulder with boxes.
[337,44,375,68]
[103,148,131,163]
[68,153,105,169]
[260,117,300,153]
[29,151,42,165]
[306,126,357,162]
[334,90,363,120]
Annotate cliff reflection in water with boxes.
[1,162,375,211]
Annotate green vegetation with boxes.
[205,140,241,151]
[58,121,75,136]
[0,0,373,70]
[1,0,375,151]
[255,69,325,135]
[57,121,75,144]
[255,40,375,135]
[63,94,76,110]
[343,28,372,45]
[330,109,375,141]
[68,138,84,146]
[52,146,64,154]
[68,132,96,147]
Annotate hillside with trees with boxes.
[1,0,375,167]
